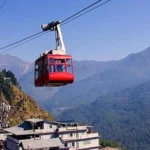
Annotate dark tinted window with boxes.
[56,64,66,72]
[38,61,43,76]
[65,143,68,147]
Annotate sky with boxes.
[0,0,150,62]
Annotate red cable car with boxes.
[34,21,74,87]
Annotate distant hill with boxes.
[57,81,150,150]
[0,70,54,126]
[0,54,32,79]
[44,47,150,115]
[1,47,150,116]
[19,59,116,104]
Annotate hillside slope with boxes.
[58,81,150,150]
[0,70,54,126]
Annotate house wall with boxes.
[61,138,99,150]
[40,134,51,139]
[59,131,86,140]
[0,132,8,140]
[78,138,99,149]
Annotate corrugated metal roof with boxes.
[22,138,62,149]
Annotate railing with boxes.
[63,132,99,141]
[58,126,87,132]
[34,126,87,133]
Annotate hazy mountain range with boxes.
[0,54,32,78]
[1,47,150,114]
[43,47,150,115]
[1,47,150,149]
[57,81,150,150]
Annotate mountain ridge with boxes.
[44,47,150,114]
[57,80,150,150]
[0,70,54,126]
[0,54,33,79]
[1,47,150,116]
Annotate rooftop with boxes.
[4,126,35,135]
[4,119,93,135]
[26,118,88,127]
[21,138,62,149]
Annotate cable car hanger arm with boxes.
[41,21,66,55]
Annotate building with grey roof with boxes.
[4,119,100,150]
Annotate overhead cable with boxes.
[0,0,111,53]
[0,0,7,10]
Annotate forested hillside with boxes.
[58,81,150,150]
[0,69,54,126]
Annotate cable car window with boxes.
[35,64,38,70]
[44,59,48,74]
[50,65,55,73]
[35,71,38,79]
[56,64,66,72]
[49,58,54,63]
[44,65,48,74]
[66,58,71,64]
[55,59,65,64]
[44,58,48,65]
[38,61,43,76]
[67,65,72,73]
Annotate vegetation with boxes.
[100,139,125,150]
[58,81,150,150]
[0,69,55,126]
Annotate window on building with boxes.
[34,134,40,139]
[64,143,68,147]
[83,140,91,145]
[70,133,73,137]
[72,142,75,147]
[59,134,63,138]
[49,124,52,128]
